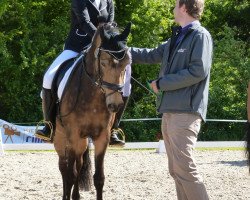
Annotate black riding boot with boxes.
[35,88,56,142]
[109,96,129,146]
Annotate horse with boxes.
[246,81,250,173]
[53,22,131,200]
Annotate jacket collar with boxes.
[89,0,107,12]
[188,20,201,30]
[172,20,201,35]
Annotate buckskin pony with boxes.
[53,22,131,200]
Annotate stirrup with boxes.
[34,120,54,142]
[109,128,126,147]
[35,133,52,143]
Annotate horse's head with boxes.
[86,22,132,113]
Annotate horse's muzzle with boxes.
[107,102,124,113]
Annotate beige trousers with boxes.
[161,113,209,200]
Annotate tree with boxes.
[0,0,249,141]
[0,0,69,123]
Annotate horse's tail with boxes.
[79,145,92,191]
[246,122,250,173]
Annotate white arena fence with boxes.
[0,118,247,155]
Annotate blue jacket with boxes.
[131,22,213,120]
[64,0,114,52]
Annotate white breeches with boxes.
[43,50,79,89]
[122,64,132,97]
[57,54,83,100]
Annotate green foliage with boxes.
[199,25,249,141]
[202,0,250,42]
[198,0,250,140]
[0,0,69,122]
[199,122,246,141]
[0,0,249,141]
[209,25,249,119]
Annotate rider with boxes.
[36,0,129,146]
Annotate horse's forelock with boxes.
[99,23,129,54]
[101,33,127,53]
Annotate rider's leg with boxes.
[36,50,78,140]
[110,63,131,146]
[109,96,129,146]
[35,88,57,140]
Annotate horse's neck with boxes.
[85,27,102,74]
[85,48,98,75]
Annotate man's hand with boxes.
[150,80,159,94]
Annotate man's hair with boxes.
[179,0,204,19]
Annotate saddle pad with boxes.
[57,54,83,100]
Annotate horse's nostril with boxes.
[107,104,115,112]
[118,103,124,110]
[107,104,119,113]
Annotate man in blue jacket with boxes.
[131,0,212,199]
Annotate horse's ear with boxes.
[119,22,132,41]
[100,25,111,40]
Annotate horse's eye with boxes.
[100,60,109,67]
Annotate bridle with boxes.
[59,47,127,119]
[84,47,128,97]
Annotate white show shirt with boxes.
[94,0,100,8]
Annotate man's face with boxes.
[173,0,185,24]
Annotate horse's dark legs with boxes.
[72,154,83,200]
[59,156,71,200]
[94,153,106,200]
[59,152,77,200]
[93,137,108,200]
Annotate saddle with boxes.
[51,54,84,101]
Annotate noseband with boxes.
[84,47,127,96]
